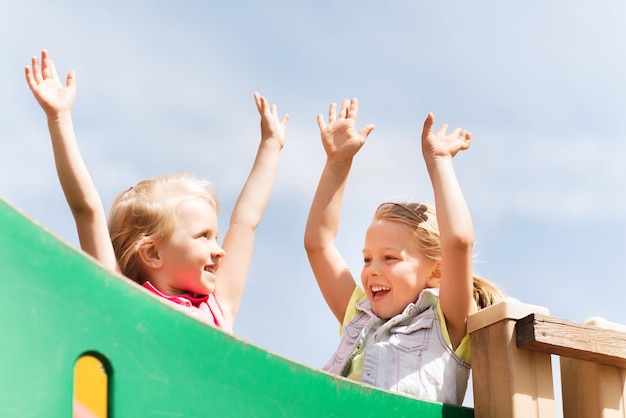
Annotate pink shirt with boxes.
[142,282,232,333]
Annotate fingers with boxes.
[426,112,471,140]
[450,128,472,139]
[254,91,266,113]
[66,70,76,89]
[359,123,376,139]
[49,60,60,81]
[25,53,42,91]
[327,102,337,124]
[422,112,435,139]
[31,55,43,84]
[337,99,349,120]
[24,66,35,91]
[253,91,262,111]
[424,112,473,154]
[325,98,359,125]
[41,50,53,80]
[254,92,275,115]
[317,114,326,130]
[254,91,288,130]
[346,98,358,119]
[27,50,71,86]
[436,123,449,137]
[453,130,472,152]
[255,92,279,118]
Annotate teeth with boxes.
[371,285,390,292]
[204,266,215,273]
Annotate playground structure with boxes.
[1,196,625,417]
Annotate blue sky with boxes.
[3,0,626,410]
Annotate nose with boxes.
[364,260,381,277]
[213,244,225,259]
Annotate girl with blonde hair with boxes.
[26,50,288,333]
[304,98,503,404]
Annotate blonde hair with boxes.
[107,173,219,284]
[373,202,504,309]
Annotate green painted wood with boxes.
[0,197,474,418]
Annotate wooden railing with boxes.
[468,300,626,418]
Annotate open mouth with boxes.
[370,285,390,299]
[204,265,216,274]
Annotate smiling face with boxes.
[361,219,439,319]
[150,197,224,296]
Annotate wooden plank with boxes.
[471,318,555,418]
[561,357,626,418]
[516,313,626,368]
[561,316,626,418]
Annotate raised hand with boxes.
[421,112,471,161]
[254,92,289,149]
[25,49,76,118]
[316,98,375,162]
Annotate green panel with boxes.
[0,197,474,418]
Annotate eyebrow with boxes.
[362,247,402,253]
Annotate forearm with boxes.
[426,157,474,248]
[305,99,372,321]
[47,112,103,218]
[427,156,474,341]
[304,158,352,253]
[216,138,282,322]
[229,139,281,229]
[304,158,356,322]
[47,112,117,269]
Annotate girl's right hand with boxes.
[254,92,289,150]
[25,50,76,119]
[316,98,375,163]
[421,112,471,162]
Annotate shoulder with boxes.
[340,287,367,332]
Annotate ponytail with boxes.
[472,275,505,309]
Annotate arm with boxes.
[304,99,375,323]
[25,50,119,272]
[421,112,475,349]
[216,92,288,326]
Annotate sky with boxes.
[3,0,626,412]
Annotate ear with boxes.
[426,262,442,287]
[137,241,163,269]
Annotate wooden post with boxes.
[559,317,626,418]
[468,300,554,418]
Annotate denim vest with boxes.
[323,288,470,405]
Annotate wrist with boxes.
[424,154,453,171]
[260,135,284,151]
[326,155,354,168]
[46,109,73,123]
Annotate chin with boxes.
[200,282,216,295]
[372,307,391,320]
[373,305,403,320]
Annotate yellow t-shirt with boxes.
[341,286,471,381]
